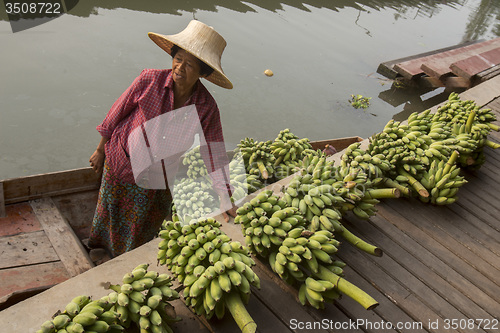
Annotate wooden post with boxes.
[0,182,6,218]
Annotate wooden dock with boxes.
[1,78,500,332]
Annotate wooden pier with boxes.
[1,77,500,332]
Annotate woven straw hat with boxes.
[148,20,233,89]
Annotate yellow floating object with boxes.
[264,69,274,77]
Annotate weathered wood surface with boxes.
[2,167,100,205]
[394,37,500,79]
[0,230,59,269]
[0,262,70,304]
[450,47,500,80]
[0,182,5,218]
[377,40,482,80]
[30,197,94,277]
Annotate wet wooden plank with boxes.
[0,202,41,237]
[451,47,500,80]
[0,230,59,269]
[30,197,94,277]
[394,38,500,79]
[0,262,70,301]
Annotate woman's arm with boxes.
[89,136,109,174]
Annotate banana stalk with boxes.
[338,225,383,257]
[316,266,378,310]
[225,292,257,333]
[442,150,459,175]
[397,169,429,198]
[485,139,500,149]
[364,188,401,199]
[465,109,476,134]
[383,179,412,197]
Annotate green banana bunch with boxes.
[171,177,218,222]
[182,146,208,179]
[418,151,467,205]
[36,294,125,333]
[342,142,392,178]
[229,153,265,202]
[106,263,180,333]
[281,157,344,233]
[270,129,315,179]
[238,138,276,180]
[234,196,378,311]
[234,189,303,257]
[157,216,260,326]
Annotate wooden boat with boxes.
[0,136,363,310]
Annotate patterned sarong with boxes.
[88,161,171,257]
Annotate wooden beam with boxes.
[3,167,100,205]
[30,198,94,277]
[0,182,5,218]
[377,40,483,80]
[395,38,500,79]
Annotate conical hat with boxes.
[148,20,233,89]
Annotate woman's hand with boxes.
[89,149,105,174]
[90,136,109,174]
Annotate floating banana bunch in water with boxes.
[157,216,259,332]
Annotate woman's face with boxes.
[172,48,203,91]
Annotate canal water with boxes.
[1,0,500,180]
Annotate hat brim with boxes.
[148,32,233,89]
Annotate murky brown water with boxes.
[1,0,500,180]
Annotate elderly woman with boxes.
[88,20,235,257]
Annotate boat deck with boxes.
[1,79,500,332]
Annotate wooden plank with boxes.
[333,265,416,333]
[30,197,94,277]
[336,242,454,333]
[377,40,483,79]
[0,262,70,301]
[342,215,500,320]
[0,202,42,237]
[375,203,500,302]
[450,47,500,80]
[0,182,5,218]
[337,223,490,329]
[474,64,500,84]
[0,230,59,269]
[422,43,500,80]
[394,38,500,79]
[309,137,363,154]
[2,167,100,205]
[384,198,500,287]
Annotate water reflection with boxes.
[0,0,471,21]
